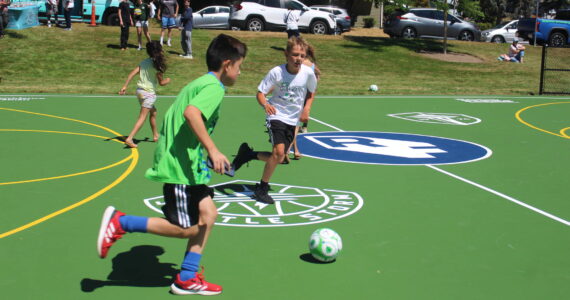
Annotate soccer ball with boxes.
[309,228,343,262]
[369,84,379,92]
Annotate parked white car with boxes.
[193,6,230,29]
[481,20,519,43]
[230,0,337,34]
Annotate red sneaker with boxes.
[96,206,126,259]
[170,268,223,296]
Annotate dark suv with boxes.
[384,8,481,41]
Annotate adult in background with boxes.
[134,0,152,51]
[179,0,192,59]
[498,38,525,63]
[62,0,73,31]
[0,0,9,38]
[45,0,59,28]
[284,2,300,38]
[157,0,178,47]
[118,0,134,51]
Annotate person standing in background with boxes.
[0,0,10,38]
[179,0,193,59]
[62,0,73,31]
[157,0,178,47]
[118,0,134,50]
[45,0,59,28]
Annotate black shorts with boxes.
[266,119,296,150]
[161,184,214,228]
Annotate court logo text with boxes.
[388,112,481,125]
[144,180,364,228]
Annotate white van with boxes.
[481,20,519,43]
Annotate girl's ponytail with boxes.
[146,41,167,74]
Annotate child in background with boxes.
[45,0,59,28]
[119,41,170,148]
[118,0,134,50]
[231,37,317,204]
[134,0,152,51]
[179,0,193,59]
[98,34,248,295]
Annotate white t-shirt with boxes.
[284,10,301,30]
[258,64,317,126]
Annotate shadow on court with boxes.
[299,253,335,264]
[80,245,177,292]
[104,136,155,148]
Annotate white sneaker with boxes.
[47,22,51,28]
[137,45,142,51]
[167,40,172,47]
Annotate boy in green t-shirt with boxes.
[96,34,247,296]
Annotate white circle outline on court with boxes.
[144,180,364,228]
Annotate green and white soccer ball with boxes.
[369,84,379,92]
[309,228,343,262]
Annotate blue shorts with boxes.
[161,17,176,29]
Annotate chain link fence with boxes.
[540,45,570,95]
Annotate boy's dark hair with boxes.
[206,34,248,71]
[146,41,167,74]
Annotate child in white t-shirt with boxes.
[231,37,317,204]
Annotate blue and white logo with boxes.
[296,131,491,165]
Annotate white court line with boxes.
[309,116,570,227]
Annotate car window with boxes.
[448,15,459,22]
[220,7,230,13]
[243,0,262,3]
[202,7,216,14]
[333,9,342,15]
[264,0,281,8]
[508,22,517,29]
[413,10,432,18]
[432,10,445,20]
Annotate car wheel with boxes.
[549,32,567,47]
[106,12,120,26]
[310,20,328,35]
[459,30,474,41]
[491,35,505,43]
[401,27,417,39]
[246,17,264,32]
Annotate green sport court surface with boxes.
[1,94,569,299]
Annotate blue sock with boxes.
[118,215,148,233]
[180,252,202,281]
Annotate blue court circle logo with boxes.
[296,131,491,165]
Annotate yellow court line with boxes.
[0,129,131,185]
[515,102,570,139]
[561,127,570,138]
[0,108,139,239]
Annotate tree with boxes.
[479,0,507,24]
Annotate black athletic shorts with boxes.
[266,119,296,151]
[162,183,214,228]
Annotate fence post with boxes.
[539,45,546,95]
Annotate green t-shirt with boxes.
[133,3,149,22]
[137,58,158,93]
[145,73,225,185]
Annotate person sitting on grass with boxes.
[118,41,170,148]
[498,38,525,63]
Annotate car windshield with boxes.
[492,22,510,29]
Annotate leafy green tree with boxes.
[479,0,507,24]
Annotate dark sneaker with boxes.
[170,268,223,296]
[97,206,126,259]
[253,183,275,204]
[232,143,254,172]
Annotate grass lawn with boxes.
[0,23,543,95]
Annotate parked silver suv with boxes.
[384,8,481,41]
[230,0,337,34]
